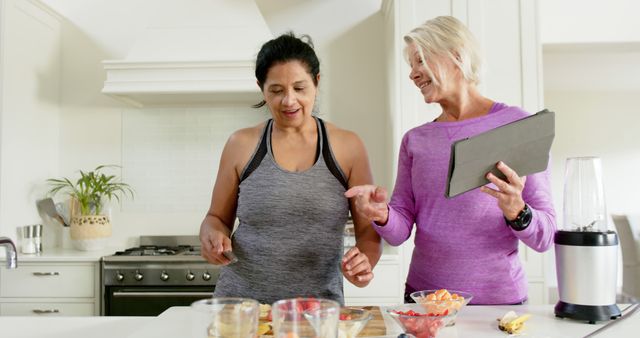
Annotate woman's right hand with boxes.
[344,185,389,225]
[200,223,234,265]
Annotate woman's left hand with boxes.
[480,161,527,220]
[341,247,373,287]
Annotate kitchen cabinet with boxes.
[344,254,402,306]
[0,261,100,316]
[382,0,548,304]
[0,248,113,316]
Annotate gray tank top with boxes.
[213,117,350,305]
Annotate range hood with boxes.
[102,0,272,107]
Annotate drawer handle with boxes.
[32,272,60,276]
[32,309,60,314]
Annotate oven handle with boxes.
[112,291,213,297]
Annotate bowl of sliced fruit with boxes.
[410,289,472,326]
[338,307,372,338]
[386,304,456,338]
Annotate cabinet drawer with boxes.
[0,264,94,298]
[344,264,401,298]
[0,302,95,316]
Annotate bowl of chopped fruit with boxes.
[386,304,456,338]
[410,289,472,326]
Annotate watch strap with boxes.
[505,204,532,231]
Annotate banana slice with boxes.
[257,322,271,335]
[498,311,531,334]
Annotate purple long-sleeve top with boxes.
[374,102,556,305]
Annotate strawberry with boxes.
[339,313,352,321]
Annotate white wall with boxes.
[540,0,640,44]
[0,0,61,245]
[38,0,388,247]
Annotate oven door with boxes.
[104,286,213,316]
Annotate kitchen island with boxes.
[0,303,637,338]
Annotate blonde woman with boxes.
[346,16,556,305]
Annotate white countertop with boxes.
[6,247,125,262]
[0,304,637,338]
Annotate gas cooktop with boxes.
[102,236,206,262]
[114,245,200,256]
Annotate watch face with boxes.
[522,208,533,225]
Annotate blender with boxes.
[554,156,621,323]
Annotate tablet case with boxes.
[445,109,555,198]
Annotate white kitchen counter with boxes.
[0,303,637,338]
[7,247,125,262]
[0,316,153,338]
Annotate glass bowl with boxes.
[386,304,456,338]
[409,289,473,326]
[338,307,372,338]
[190,297,259,338]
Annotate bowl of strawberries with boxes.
[386,304,456,338]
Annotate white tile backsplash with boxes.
[121,106,267,212]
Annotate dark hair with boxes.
[253,32,320,108]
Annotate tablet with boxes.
[445,109,555,198]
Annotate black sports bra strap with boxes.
[318,118,349,190]
[240,120,271,182]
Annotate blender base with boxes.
[554,301,621,324]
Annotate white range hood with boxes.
[102,0,272,107]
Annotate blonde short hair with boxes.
[404,16,482,86]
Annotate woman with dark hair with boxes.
[199,33,381,304]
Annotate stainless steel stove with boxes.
[101,236,220,316]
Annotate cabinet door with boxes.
[527,281,546,305]
[0,302,95,316]
[0,264,95,298]
[344,263,402,306]
[519,243,545,279]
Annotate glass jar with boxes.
[562,156,608,232]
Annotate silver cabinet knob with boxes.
[116,272,125,281]
[134,271,144,281]
[186,271,195,281]
[160,271,169,281]
[202,271,211,281]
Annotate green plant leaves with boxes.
[46,165,134,216]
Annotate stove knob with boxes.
[116,272,125,282]
[202,271,211,281]
[134,271,144,281]
[160,271,170,281]
[186,271,195,281]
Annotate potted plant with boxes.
[47,165,134,251]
